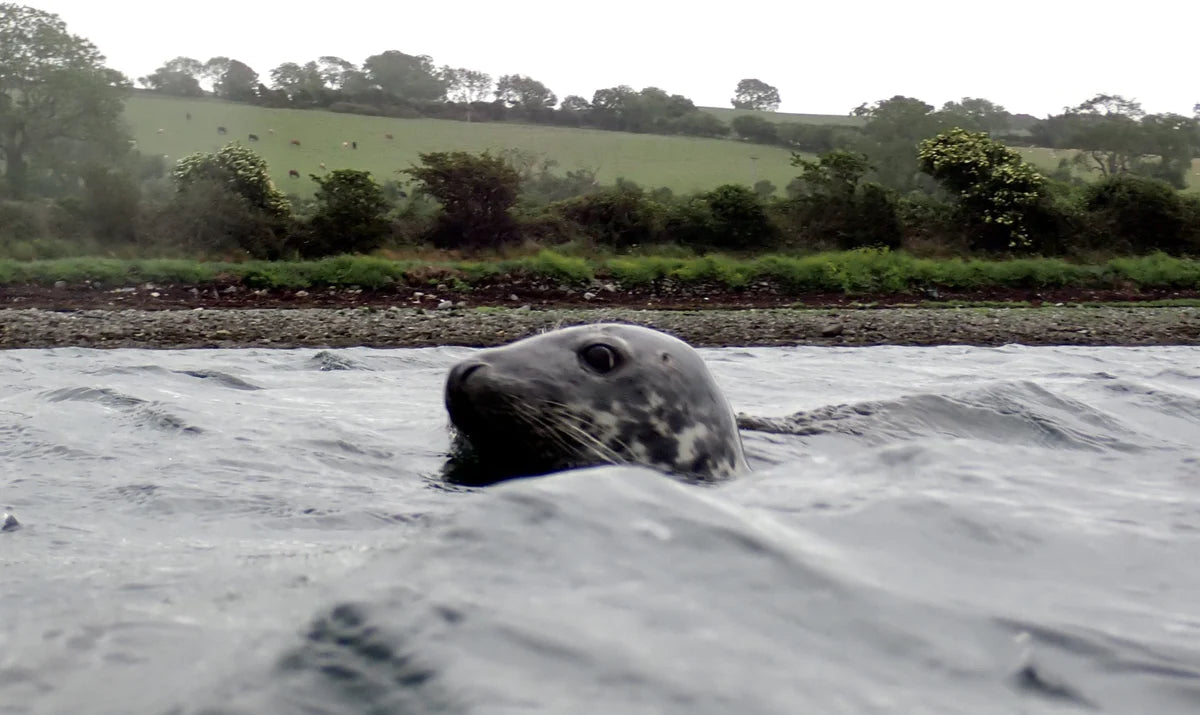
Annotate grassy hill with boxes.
[124,94,1199,196]
[124,94,805,196]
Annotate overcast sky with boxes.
[28,0,1200,118]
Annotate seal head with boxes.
[444,323,747,484]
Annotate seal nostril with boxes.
[447,361,485,393]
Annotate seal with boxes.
[444,323,748,484]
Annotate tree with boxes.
[1034,95,1200,188]
[0,4,129,198]
[851,95,947,191]
[731,79,781,111]
[917,128,1047,251]
[591,85,638,129]
[138,56,205,96]
[363,50,446,101]
[302,169,391,257]
[1062,94,1146,178]
[316,56,357,89]
[939,97,1011,134]
[495,74,557,114]
[560,95,590,112]
[441,67,492,121]
[557,95,591,126]
[270,61,327,104]
[209,58,258,102]
[401,151,521,248]
[588,85,697,133]
[1138,113,1200,188]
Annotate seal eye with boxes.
[580,343,621,374]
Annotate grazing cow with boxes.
[288,169,300,178]
[290,139,301,146]
[186,112,192,120]
[217,126,227,135]
[318,162,327,170]
[351,141,357,149]
[268,128,275,134]
[341,141,349,148]
[156,128,165,134]
[248,133,259,141]
[384,133,394,140]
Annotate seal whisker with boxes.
[514,400,624,467]
[443,323,748,483]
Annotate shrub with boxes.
[660,112,730,138]
[402,151,521,249]
[785,151,902,250]
[0,201,49,242]
[148,178,286,259]
[1081,175,1196,255]
[171,142,291,224]
[700,184,779,251]
[731,115,779,144]
[300,170,391,258]
[81,166,140,245]
[554,185,663,249]
[917,128,1047,251]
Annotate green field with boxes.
[699,106,864,127]
[124,94,805,195]
[124,94,1199,195]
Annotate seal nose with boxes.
[446,360,485,396]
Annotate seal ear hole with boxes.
[580,343,621,374]
[661,353,671,362]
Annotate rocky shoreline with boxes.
[2,304,1199,349]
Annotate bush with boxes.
[660,112,730,138]
[554,185,663,249]
[148,178,286,259]
[81,166,140,245]
[171,142,291,220]
[731,115,779,144]
[327,102,385,116]
[700,184,779,251]
[776,123,857,153]
[0,201,50,242]
[917,128,1047,252]
[299,170,391,258]
[402,151,521,249]
[785,151,902,250]
[1082,175,1197,255]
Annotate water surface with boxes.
[2,345,1198,713]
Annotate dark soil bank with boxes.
[2,304,1199,349]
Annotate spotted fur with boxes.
[444,324,747,484]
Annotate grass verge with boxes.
[1,249,1197,294]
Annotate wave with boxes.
[738,380,1164,452]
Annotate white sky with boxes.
[28,0,1200,118]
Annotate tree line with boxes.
[2,3,1199,264]
[137,52,777,140]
